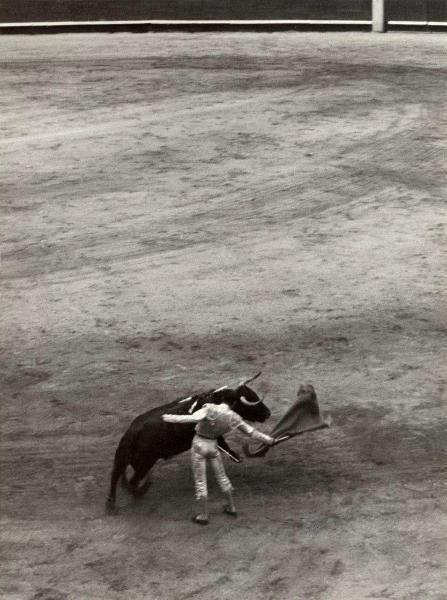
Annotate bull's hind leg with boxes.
[106,434,132,514]
[106,459,126,514]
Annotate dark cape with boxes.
[243,387,331,458]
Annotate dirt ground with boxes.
[0,31,446,600]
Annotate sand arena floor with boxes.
[0,31,446,600]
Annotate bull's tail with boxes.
[105,433,132,514]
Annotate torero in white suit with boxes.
[162,402,274,525]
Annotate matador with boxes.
[162,397,274,525]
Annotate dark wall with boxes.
[0,0,446,23]
[0,1,369,22]
[389,0,447,21]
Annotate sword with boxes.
[218,444,241,463]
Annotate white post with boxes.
[372,0,387,32]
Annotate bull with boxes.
[106,373,270,512]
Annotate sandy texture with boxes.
[0,32,446,600]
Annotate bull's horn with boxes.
[212,385,229,394]
[240,394,263,406]
[238,371,262,387]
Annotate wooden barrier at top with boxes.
[0,0,446,31]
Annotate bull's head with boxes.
[209,372,270,423]
[232,384,270,423]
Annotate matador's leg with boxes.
[191,444,209,524]
[210,453,237,517]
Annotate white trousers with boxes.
[191,435,233,500]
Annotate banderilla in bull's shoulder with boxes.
[178,371,262,403]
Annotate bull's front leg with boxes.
[217,436,241,463]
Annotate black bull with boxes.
[106,384,270,512]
